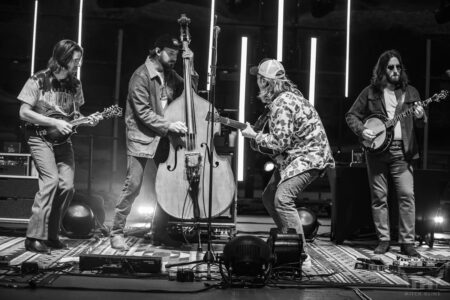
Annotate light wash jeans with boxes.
[262,169,320,237]
[27,136,75,240]
[366,141,416,244]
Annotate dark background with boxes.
[0,0,449,204]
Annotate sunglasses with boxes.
[387,64,402,71]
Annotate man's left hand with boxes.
[413,103,424,119]
[182,47,194,60]
[88,114,102,126]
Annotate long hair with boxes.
[47,39,83,74]
[258,76,303,104]
[370,49,408,94]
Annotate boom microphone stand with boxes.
[165,23,221,278]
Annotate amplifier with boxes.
[79,253,162,273]
[0,153,36,177]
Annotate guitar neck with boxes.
[214,116,248,130]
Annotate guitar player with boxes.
[345,49,425,257]
[241,59,335,261]
[17,39,100,253]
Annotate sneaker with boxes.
[110,235,130,251]
[374,241,390,254]
[400,244,420,257]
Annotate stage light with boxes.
[137,205,155,217]
[31,0,38,75]
[311,0,335,18]
[61,201,95,238]
[263,161,275,172]
[277,0,284,61]
[222,235,272,284]
[435,0,450,24]
[308,37,317,106]
[77,0,84,80]
[345,0,351,98]
[237,36,248,182]
[298,207,319,241]
[267,228,305,269]
[206,0,216,91]
[434,216,444,224]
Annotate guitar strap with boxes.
[394,89,404,115]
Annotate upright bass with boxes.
[155,14,235,220]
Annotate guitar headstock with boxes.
[205,111,219,122]
[101,105,123,119]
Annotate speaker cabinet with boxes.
[0,177,38,224]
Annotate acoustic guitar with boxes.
[27,105,122,145]
[205,111,279,156]
[361,90,448,153]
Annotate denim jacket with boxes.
[345,85,425,161]
[125,57,198,158]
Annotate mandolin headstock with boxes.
[101,105,123,119]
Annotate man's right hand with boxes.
[362,128,376,142]
[54,119,73,135]
[168,121,188,134]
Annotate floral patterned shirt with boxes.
[254,92,335,184]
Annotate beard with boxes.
[160,59,176,71]
[386,72,400,85]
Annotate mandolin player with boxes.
[17,39,100,253]
[346,49,425,257]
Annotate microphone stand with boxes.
[165,23,221,280]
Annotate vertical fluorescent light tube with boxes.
[345,0,351,98]
[31,0,38,75]
[309,37,317,106]
[238,37,248,182]
[77,0,84,80]
[277,0,284,61]
[206,0,216,91]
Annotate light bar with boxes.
[237,37,248,182]
[277,0,284,61]
[77,0,84,80]
[345,0,351,98]
[309,37,317,106]
[30,0,38,75]
[206,0,216,91]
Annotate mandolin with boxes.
[27,105,122,145]
[361,90,448,153]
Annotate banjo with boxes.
[361,90,448,153]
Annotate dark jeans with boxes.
[262,169,320,245]
[27,137,75,240]
[366,141,415,244]
[111,155,168,236]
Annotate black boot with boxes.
[374,241,390,254]
[400,244,420,257]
